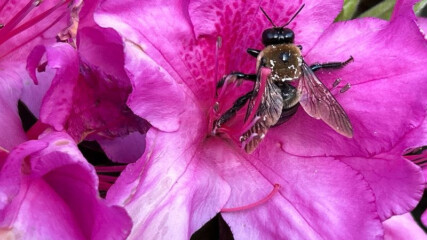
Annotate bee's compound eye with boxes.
[281,52,291,62]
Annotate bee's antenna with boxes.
[281,4,305,27]
[260,7,277,27]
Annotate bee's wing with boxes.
[242,79,283,153]
[298,62,353,137]
[244,66,270,123]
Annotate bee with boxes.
[213,4,354,153]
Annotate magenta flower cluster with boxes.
[0,0,426,239]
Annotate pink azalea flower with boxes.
[0,0,76,150]
[0,131,132,239]
[95,0,426,238]
[26,0,148,163]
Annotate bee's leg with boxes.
[310,56,353,72]
[214,91,252,128]
[216,72,257,89]
[247,48,260,58]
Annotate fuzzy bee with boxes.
[213,4,353,153]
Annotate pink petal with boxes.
[216,137,383,239]
[27,26,146,142]
[26,43,79,131]
[121,41,189,132]
[94,0,215,107]
[106,124,231,239]
[0,131,132,239]
[77,26,129,84]
[97,131,146,163]
[340,156,424,220]
[0,64,27,150]
[383,213,426,240]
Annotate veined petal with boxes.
[217,139,383,239]
[106,121,230,239]
[0,64,27,150]
[27,43,79,131]
[123,41,189,132]
[340,155,424,220]
[0,131,132,239]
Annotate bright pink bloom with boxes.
[0,131,132,239]
[26,1,148,163]
[95,0,426,238]
[0,0,75,150]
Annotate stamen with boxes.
[34,0,42,6]
[213,102,219,112]
[217,75,235,99]
[0,14,62,60]
[0,0,70,45]
[332,78,341,88]
[213,36,221,93]
[340,83,351,93]
[0,0,39,42]
[221,184,280,213]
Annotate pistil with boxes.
[221,184,280,213]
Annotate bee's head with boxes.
[262,27,294,46]
[260,5,304,46]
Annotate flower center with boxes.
[208,71,268,153]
